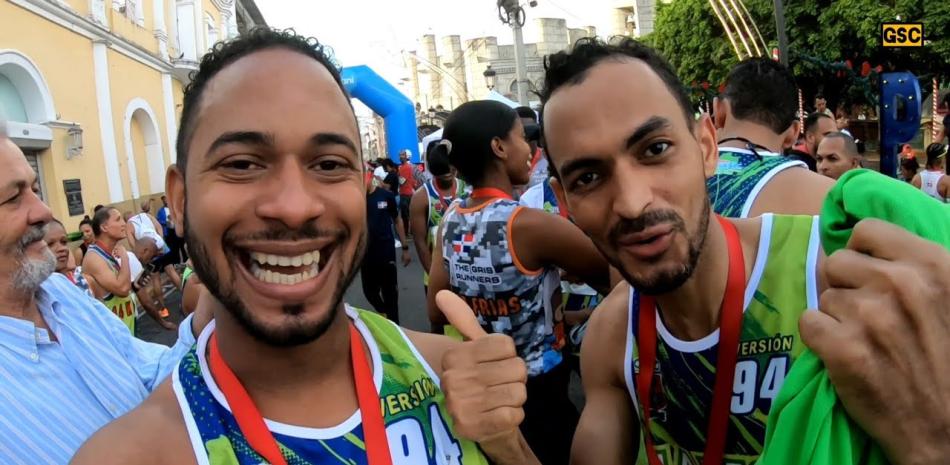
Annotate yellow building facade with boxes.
[0,0,265,228]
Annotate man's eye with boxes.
[220,159,263,170]
[316,160,344,170]
[573,172,600,189]
[645,142,671,157]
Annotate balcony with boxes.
[170,57,199,83]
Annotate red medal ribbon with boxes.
[636,215,746,465]
[469,187,513,201]
[208,323,393,465]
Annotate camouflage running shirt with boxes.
[440,198,563,376]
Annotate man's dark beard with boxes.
[606,195,711,295]
[184,201,366,347]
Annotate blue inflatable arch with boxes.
[341,65,420,164]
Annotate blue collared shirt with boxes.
[0,273,196,464]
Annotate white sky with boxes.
[256,0,616,92]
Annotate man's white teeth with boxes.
[249,262,320,285]
[250,250,320,267]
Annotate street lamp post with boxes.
[483,65,497,91]
[497,0,530,105]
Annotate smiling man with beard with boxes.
[72,28,537,465]
[0,125,206,465]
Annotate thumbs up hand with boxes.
[438,291,528,443]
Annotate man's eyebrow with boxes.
[624,116,672,151]
[207,131,276,153]
[559,158,607,180]
[310,132,358,154]
[559,117,671,179]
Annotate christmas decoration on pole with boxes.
[798,88,804,134]
[935,77,941,140]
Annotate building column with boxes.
[161,73,178,163]
[92,41,124,203]
[153,0,169,58]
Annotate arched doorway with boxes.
[0,50,56,202]
[122,98,166,200]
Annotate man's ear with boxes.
[695,114,720,179]
[165,164,186,238]
[782,121,802,149]
[713,97,726,129]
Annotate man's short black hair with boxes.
[804,112,834,135]
[540,37,694,130]
[515,106,537,123]
[91,207,116,237]
[722,58,799,134]
[821,132,859,158]
[175,27,348,177]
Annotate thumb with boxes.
[436,290,487,340]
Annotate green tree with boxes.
[649,0,950,107]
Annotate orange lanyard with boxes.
[636,216,745,465]
[208,324,393,465]
[470,187,513,201]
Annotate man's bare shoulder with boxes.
[752,166,834,216]
[70,380,196,465]
[404,328,460,378]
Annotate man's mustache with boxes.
[17,224,49,254]
[608,209,685,244]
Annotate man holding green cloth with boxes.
[758,169,950,465]
[534,37,950,465]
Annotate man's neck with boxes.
[96,236,118,252]
[0,281,42,323]
[654,218,730,341]
[211,302,359,425]
[718,121,787,154]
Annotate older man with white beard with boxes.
[0,124,210,464]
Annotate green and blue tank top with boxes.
[172,306,489,465]
[87,243,135,333]
[624,214,821,465]
[423,179,468,286]
[708,147,807,218]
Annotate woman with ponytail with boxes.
[426,100,610,465]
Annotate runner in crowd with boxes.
[709,57,834,217]
[409,140,468,297]
[912,143,948,202]
[426,99,611,465]
[82,206,136,333]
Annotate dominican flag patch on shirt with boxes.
[452,232,476,255]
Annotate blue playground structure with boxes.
[341,65,419,164]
